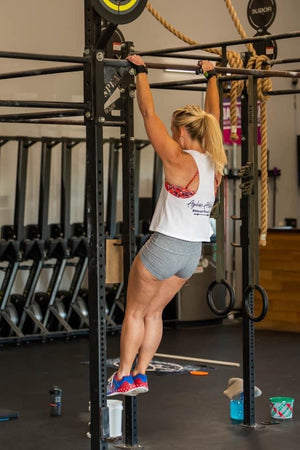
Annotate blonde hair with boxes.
[172,105,227,174]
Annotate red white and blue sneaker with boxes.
[107,372,137,397]
[132,373,149,394]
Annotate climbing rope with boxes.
[146,1,271,245]
[145,1,244,139]
[223,0,271,246]
[223,0,256,54]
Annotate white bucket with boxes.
[87,400,123,439]
[107,399,123,437]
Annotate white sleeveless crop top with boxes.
[149,150,215,242]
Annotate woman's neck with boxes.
[182,145,205,153]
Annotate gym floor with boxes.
[0,320,299,450]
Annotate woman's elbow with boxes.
[141,108,155,122]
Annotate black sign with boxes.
[247,0,277,32]
[252,32,278,59]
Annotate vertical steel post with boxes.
[84,1,109,449]
[38,139,54,240]
[119,43,142,449]
[215,47,227,285]
[151,153,163,215]
[215,90,226,282]
[14,138,29,242]
[106,139,120,238]
[61,139,72,240]
[134,145,141,237]
[240,75,258,427]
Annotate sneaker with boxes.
[132,373,149,394]
[107,372,137,397]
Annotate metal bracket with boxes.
[239,162,254,195]
[239,162,253,178]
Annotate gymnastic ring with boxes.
[206,279,235,316]
[243,284,268,322]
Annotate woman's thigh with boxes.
[126,255,187,315]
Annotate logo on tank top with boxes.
[187,200,213,216]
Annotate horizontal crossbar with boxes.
[0,65,83,81]
[0,100,88,109]
[138,30,300,56]
[0,50,88,63]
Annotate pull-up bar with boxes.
[104,58,300,79]
[149,85,300,97]
[214,66,300,79]
[153,53,222,62]
[138,30,300,56]
[266,57,300,66]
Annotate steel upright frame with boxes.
[119,41,141,449]
[240,77,259,427]
[84,3,109,449]
[84,3,141,447]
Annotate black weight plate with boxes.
[102,27,125,58]
[91,0,147,24]
[247,0,277,31]
[253,33,278,60]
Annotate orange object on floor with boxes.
[190,370,209,376]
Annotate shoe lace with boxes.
[107,372,117,387]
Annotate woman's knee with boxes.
[144,309,163,322]
[124,305,148,322]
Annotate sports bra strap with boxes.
[185,170,199,189]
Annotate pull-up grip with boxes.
[207,279,235,316]
[243,284,268,322]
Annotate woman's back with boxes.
[150,150,215,242]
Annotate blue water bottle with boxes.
[230,393,244,422]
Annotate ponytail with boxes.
[172,105,227,174]
[203,113,227,175]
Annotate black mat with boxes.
[0,322,300,450]
[81,358,215,374]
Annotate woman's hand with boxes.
[126,54,146,67]
[197,60,215,74]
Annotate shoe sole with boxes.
[134,387,149,394]
[107,387,148,397]
[107,388,140,397]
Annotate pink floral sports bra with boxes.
[165,170,199,199]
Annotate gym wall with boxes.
[0,0,299,236]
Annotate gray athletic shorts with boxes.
[139,232,202,281]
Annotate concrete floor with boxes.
[0,320,299,450]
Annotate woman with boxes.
[107,56,227,396]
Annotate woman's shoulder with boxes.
[184,149,207,160]
[184,150,215,172]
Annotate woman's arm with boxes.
[198,60,220,123]
[198,61,223,188]
[127,55,180,166]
